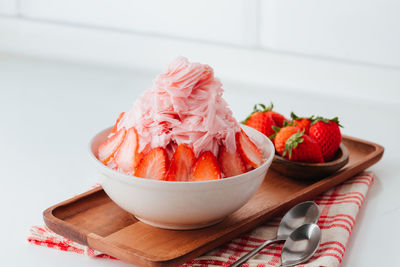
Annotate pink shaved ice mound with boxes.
[115,57,241,157]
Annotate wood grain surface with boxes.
[43,135,384,266]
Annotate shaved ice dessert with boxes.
[98,57,263,181]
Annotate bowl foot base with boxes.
[135,216,224,230]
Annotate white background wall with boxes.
[0,0,399,104]
[1,3,399,267]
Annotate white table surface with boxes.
[1,53,399,266]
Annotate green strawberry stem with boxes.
[311,116,343,127]
[283,130,305,159]
[254,103,273,113]
[290,112,315,121]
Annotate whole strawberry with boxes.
[309,117,342,161]
[290,112,314,134]
[280,130,324,163]
[243,104,276,137]
[243,103,288,138]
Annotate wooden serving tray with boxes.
[44,135,383,267]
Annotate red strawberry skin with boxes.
[245,112,277,137]
[236,130,263,169]
[135,147,168,180]
[218,145,246,177]
[290,112,315,135]
[309,120,341,161]
[268,111,287,128]
[192,151,222,181]
[243,104,287,139]
[274,126,301,156]
[288,135,324,163]
[114,127,141,173]
[166,144,195,181]
[293,118,312,134]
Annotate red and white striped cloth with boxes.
[28,172,375,267]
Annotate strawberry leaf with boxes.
[290,112,315,121]
[282,129,305,160]
[311,116,343,127]
[283,120,290,127]
[290,112,300,120]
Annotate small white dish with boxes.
[89,125,275,230]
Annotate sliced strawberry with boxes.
[114,127,140,173]
[98,128,126,164]
[134,147,168,180]
[111,112,125,134]
[166,144,195,181]
[218,145,246,177]
[236,130,263,168]
[192,151,222,181]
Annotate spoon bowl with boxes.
[229,201,320,267]
[276,201,321,240]
[281,223,321,267]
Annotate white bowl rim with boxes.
[89,124,275,186]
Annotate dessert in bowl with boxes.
[90,125,273,230]
[89,57,275,230]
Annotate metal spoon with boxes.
[280,223,321,266]
[229,201,320,267]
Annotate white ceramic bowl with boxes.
[89,125,275,230]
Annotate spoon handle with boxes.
[229,238,282,267]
